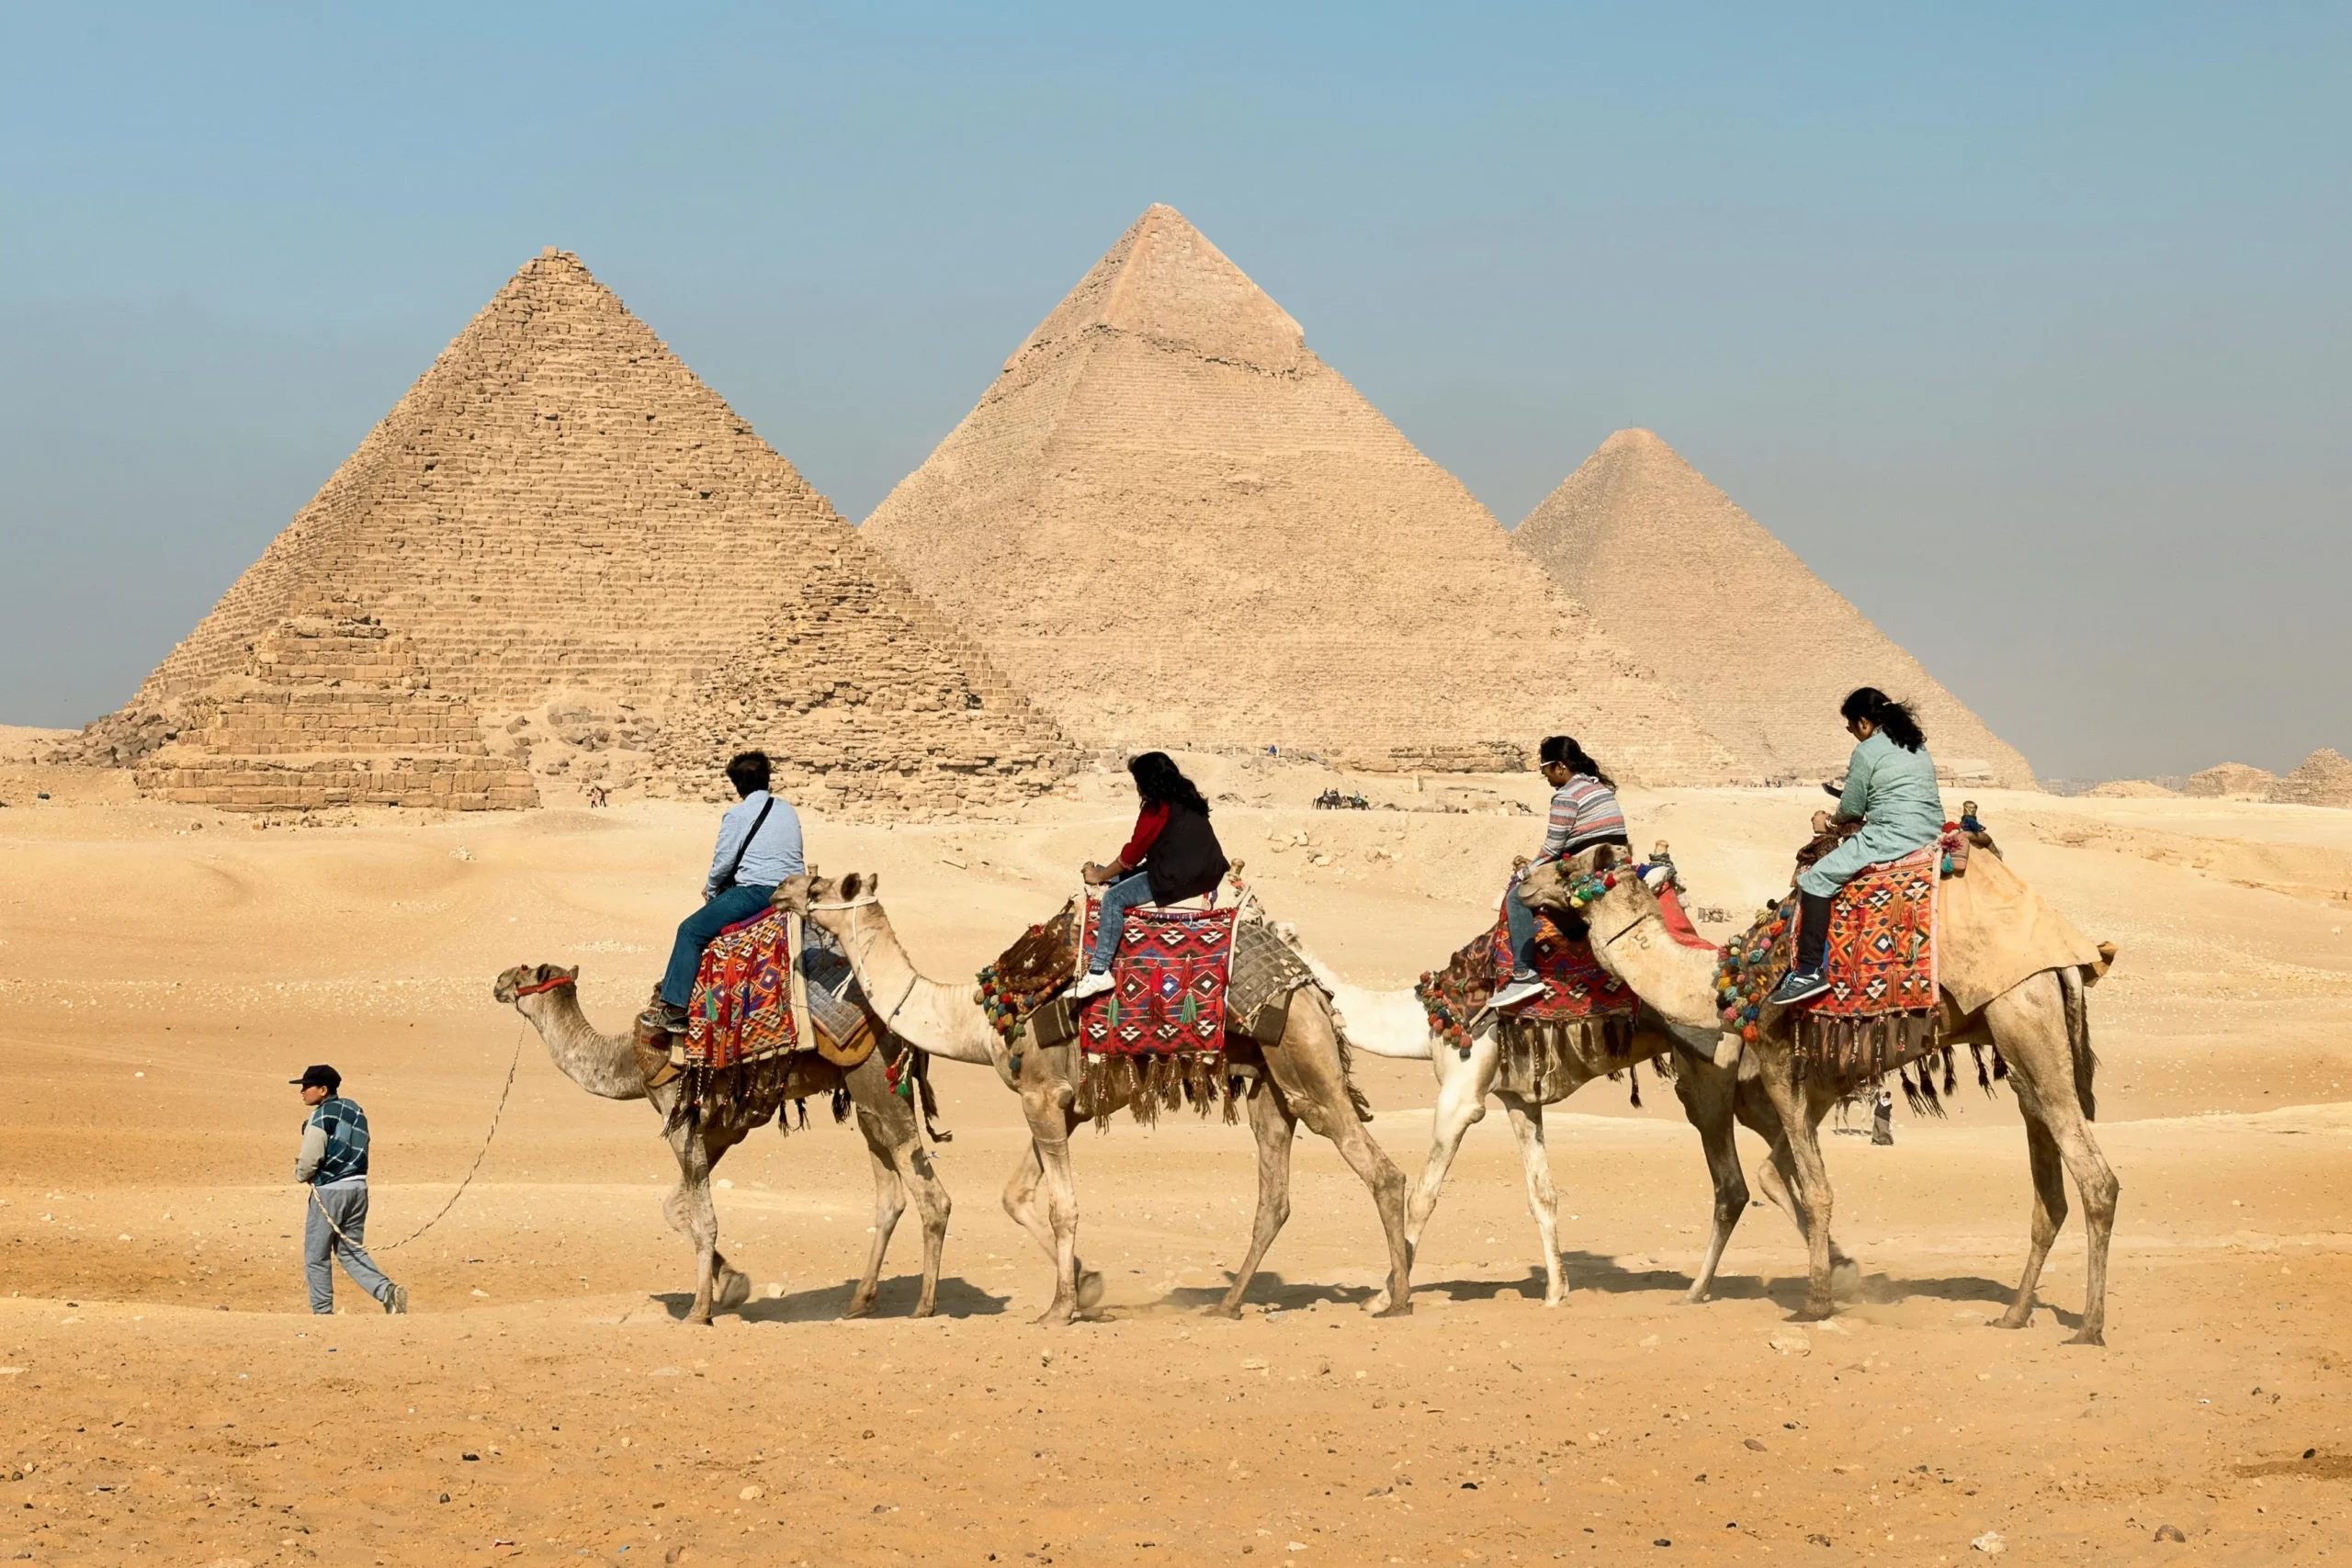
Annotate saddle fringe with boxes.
[1073,1050,1246,1130]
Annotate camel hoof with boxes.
[844,1295,877,1320]
[1076,1271,1105,1310]
[1789,1303,1836,1324]
[1679,1287,1713,1306]
[1371,1297,1413,1319]
[1209,1303,1245,1321]
[2064,1328,2106,1348]
[1032,1303,1077,1327]
[910,1301,937,1321]
[1989,1311,2032,1331]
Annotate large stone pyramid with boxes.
[858,206,1737,784]
[1513,430,2036,788]
[2270,749,2352,807]
[103,250,1073,810]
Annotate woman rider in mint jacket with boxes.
[1769,687,1944,1007]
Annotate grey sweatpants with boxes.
[304,1180,394,1314]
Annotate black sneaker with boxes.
[1767,967,1831,1007]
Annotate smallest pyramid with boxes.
[1514,430,2035,788]
[2183,761,2278,799]
[133,602,537,811]
[2268,749,2352,807]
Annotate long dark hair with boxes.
[1840,687,1926,752]
[1128,751,1210,817]
[1538,735,1615,788]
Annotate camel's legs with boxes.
[1405,1042,1494,1258]
[1735,1078,1858,1280]
[1672,1056,1750,1304]
[894,1137,951,1320]
[1497,1090,1566,1306]
[1317,1088,1415,1319]
[845,1112,908,1319]
[662,1122,723,1325]
[1994,1104,2066,1332]
[1216,1080,1299,1317]
[1985,975,2119,1346]
[1754,1049,1839,1320]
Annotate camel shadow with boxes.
[1548,1249,2086,1329]
[650,1274,1011,1324]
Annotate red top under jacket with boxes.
[1117,802,1170,869]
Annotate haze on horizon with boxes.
[1,2,2344,783]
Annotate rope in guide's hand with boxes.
[308,1022,527,1254]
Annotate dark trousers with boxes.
[661,885,778,1007]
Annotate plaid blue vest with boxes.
[307,1096,370,1184]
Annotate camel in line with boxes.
[1521,849,2120,1344]
[1328,964,1840,1311]
[492,962,951,1324]
[805,873,1415,1325]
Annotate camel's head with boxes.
[492,962,579,1006]
[806,871,882,942]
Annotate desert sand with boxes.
[3,737,2349,1565]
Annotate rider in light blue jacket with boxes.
[1770,688,1943,1006]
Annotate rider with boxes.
[1065,752,1230,1002]
[643,750,805,1033]
[1769,687,1943,1007]
[1488,736,1629,1012]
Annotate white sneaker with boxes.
[1487,976,1548,1011]
[1064,970,1114,1001]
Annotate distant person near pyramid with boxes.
[859,206,1738,784]
[90,250,1073,813]
[1512,430,2034,790]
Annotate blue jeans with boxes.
[1090,871,1155,974]
[661,885,778,1007]
[305,1181,394,1314]
[1504,879,1541,979]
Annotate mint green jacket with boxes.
[1796,730,1945,897]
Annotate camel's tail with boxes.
[2060,964,2098,1122]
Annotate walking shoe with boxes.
[1767,967,1831,1007]
[637,1001,690,1034]
[384,1283,409,1315]
[1486,976,1548,1011]
[1063,970,1115,1001]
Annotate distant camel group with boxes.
[495,847,2118,1344]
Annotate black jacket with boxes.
[1144,804,1229,904]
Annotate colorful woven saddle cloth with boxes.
[1416,899,1635,1052]
[1716,846,1940,1043]
[976,896,1242,1055]
[685,908,813,1072]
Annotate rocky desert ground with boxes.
[3,731,2347,1566]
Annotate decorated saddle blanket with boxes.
[1716,846,1940,1077]
[977,897,1315,1055]
[1072,897,1239,1054]
[1416,897,1636,1054]
[686,908,809,1071]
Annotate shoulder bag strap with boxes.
[717,797,777,892]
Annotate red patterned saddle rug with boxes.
[1718,845,1949,1100]
[1073,897,1240,1054]
[1416,893,1642,1100]
[662,908,818,1128]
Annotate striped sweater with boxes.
[1537,774,1627,863]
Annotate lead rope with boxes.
[307,1022,527,1254]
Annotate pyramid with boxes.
[2184,761,2278,799]
[2269,749,2352,807]
[1512,430,2036,788]
[858,206,1737,784]
[102,250,1073,810]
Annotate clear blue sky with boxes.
[2,3,2345,780]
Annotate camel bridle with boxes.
[511,973,576,998]
[804,892,919,1032]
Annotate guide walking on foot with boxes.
[292,1064,408,1315]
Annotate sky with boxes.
[1,2,2345,781]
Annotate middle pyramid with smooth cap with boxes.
[861,205,1737,782]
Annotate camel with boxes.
[1520,849,2120,1344]
[491,962,951,1324]
[804,873,1414,1325]
[1330,962,1840,1310]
